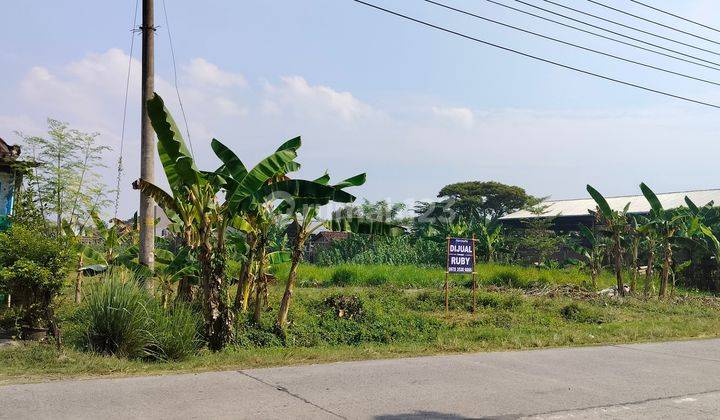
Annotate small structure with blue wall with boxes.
[0,138,29,230]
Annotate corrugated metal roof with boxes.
[500,189,720,220]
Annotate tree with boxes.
[587,185,629,295]
[475,220,503,263]
[17,119,111,233]
[639,183,689,298]
[518,202,562,266]
[570,224,607,289]
[275,174,403,331]
[138,93,342,350]
[438,181,536,221]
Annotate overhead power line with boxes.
[513,0,720,71]
[538,0,720,58]
[115,0,140,220]
[483,0,720,72]
[350,0,720,109]
[629,0,720,35]
[161,0,196,159]
[423,0,720,87]
[587,0,720,47]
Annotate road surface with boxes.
[2,339,720,419]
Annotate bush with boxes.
[330,267,361,286]
[0,225,72,330]
[81,277,155,358]
[560,302,610,324]
[315,235,444,266]
[149,304,202,361]
[79,275,201,361]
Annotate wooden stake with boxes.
[472,234,477,314]
[445,237,450,315]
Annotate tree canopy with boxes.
[437,181,536,221]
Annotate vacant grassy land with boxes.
[275,262,620,289]
[2,263,719,384]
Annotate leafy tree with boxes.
[16,119,111,233]
[437,181,536,221]
[343,199,408,224]
[517,202,563,266]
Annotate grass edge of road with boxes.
[3,334,720,386]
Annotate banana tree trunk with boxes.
[197,225,233,351]
[175,276,193,303]
[659,239,672,298]
[252,239,267,324]
[613,233,624,295]
[644,247,655,298]
[234,235,257,312]
[630,238,639,293]
[276,233,305,331]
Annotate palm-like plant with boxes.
[475,220,502,263]
[570,224,607,290]
[587,185,630,295]
[137,93,347,350]
[275,173,404,331]
[639,183,689,297]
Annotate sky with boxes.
[2,0,720,218]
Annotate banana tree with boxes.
[639,183,688,297]
[139,93,341,350]
[153,247,197,308]
[587,185,630,295]
[570,224,607,290]
[275,172,393,331]
[475,220,503,263]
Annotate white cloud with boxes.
[263,76,374,122]
[3,48,720,220]
[184,58,247,88]
[432,106,475,128]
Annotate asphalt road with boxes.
[2,339,720,419]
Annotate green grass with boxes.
[274,262,619,289]
[3,276,720,384]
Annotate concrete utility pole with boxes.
[139,0,155,278]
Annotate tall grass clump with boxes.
[148,303,202,361]
[78,274,201,361]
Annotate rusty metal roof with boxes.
[500,189,720,220]
[0,138,21,160]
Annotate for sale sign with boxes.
[447,238,474,274]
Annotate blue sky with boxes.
[2,0,720,217]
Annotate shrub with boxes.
[79,274,201,361]
[330,267,360,286]
[81,277,155,358]
[560,302,610,324]
[315,235,444,266]
[149,304,202,361]
[0,225,72,330]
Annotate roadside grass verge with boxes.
[3,283,720,384]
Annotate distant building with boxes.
[500,189,720,232]
[285,220,350,261]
